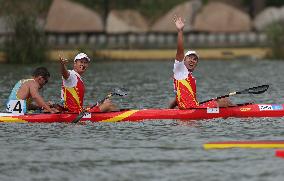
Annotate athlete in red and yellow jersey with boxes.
[60,53,118,113]
[169,16,233,109]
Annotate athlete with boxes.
[169,15,233,109]
[6,67,58,113]
[60,53,118,113]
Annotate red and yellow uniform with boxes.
[61,70,102,113]
[173,60,217,109]
[174,73,198,109]
[61,70,85,112]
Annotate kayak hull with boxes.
[275,150,284,158]
[0,103,284,123]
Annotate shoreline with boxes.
[0,47,271,62]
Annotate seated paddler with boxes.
[6,67,59,114]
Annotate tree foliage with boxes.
[4,15,47,64]
[265,0,284,7]
[265,22,284,59]
[2,0,49,64]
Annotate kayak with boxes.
[0,103,284,123]
[275,150,284,158]
[203,140,284,149]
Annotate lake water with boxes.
[0,59,284,181]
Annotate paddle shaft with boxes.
[199,85,269,105]
[71,87,128,124]
[71,93,112,124]
[199,92,237,104]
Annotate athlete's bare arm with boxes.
[59,57,70,80]
[29,81,54,113]
[174,15,185,62]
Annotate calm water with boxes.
[0,59,284,181]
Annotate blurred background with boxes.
[1,0,284,63]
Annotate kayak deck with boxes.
[204,140,284,149]
[0,103,284,123]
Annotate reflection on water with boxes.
[0,59,284,181]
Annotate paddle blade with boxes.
[113,87,128,96]
[237,84,269,95]
[97,88,128,105]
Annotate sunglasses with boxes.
[41,76,49,84]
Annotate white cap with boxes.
[185,50,199,59]
[74,53,90,62]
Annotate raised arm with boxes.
[59,56,70,80]
[174,15,185,62]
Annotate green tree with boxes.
[265,0,284,6]
[2,0,50,64]
[5,15,47,63]
[265,22,284,59]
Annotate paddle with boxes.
[71,88,128,124]
[199,84,269,105]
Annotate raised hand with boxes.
[59,54,70,80]
[173,15,185,31]
[59,55,69,65]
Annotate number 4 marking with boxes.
[13,101,23,113]
[6,100,25,115]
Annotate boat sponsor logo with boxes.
[272,104,283,110]
[207,107,219,114]
[240,108,251,112]
[259,105,273,111]
[83,112,91,118]
[258,104,283,111]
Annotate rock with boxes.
[45,0,103,32]
[151,1,201,32]
[254,7,283,31]
[193,2,251,32]
[106,10,148,33]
